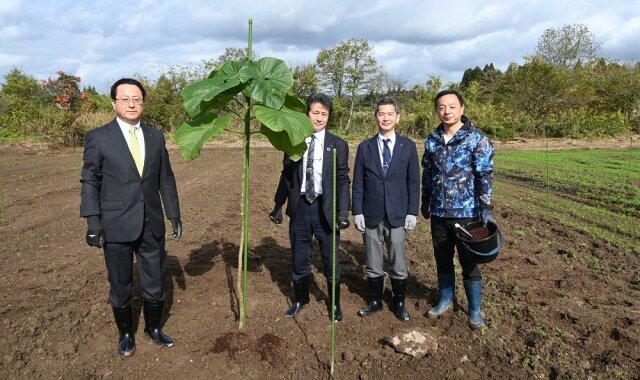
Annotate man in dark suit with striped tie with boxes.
[352,96,420,321]
[268,93,351,322]
[80,78,182,356]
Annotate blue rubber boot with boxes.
[427,273,455,319]
[463,279,486,329]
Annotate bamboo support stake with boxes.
[330,147,337,376]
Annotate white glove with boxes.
[404,215,417,230]
[354,214,366,232]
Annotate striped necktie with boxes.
[305,136,316,202]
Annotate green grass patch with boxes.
[495,147,640,253]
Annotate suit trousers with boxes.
[363,218,407,279]
[289,196,340,282]
[103,213,167,308]
[430,216,481,281]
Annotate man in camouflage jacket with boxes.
[421,89,494,329]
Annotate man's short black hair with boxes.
[306,93,333,116]
[111,78,146,100]
[374,96,400,115]
[434,89,464,110]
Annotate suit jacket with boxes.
[352,133,420,228]
[273,131,350,226]
[80,119,180,242]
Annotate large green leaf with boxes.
[283,91,308,113]
[182,61,245,117]
[260,127,308,162]
[239,57,293,110]
[255,104,313,161]
[175,114,231,160]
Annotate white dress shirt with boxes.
[116,117,146,165]
[300,128,325,195]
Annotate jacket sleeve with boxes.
[80,131,102,217]
[273,154,291,207]
[421,139,432,213]
[336,139,351,214]
[407,141,420,216]
[159,133,181,219]
[351,144,364,215]
[473,134,494,209]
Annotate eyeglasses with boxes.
[115,97,144,105]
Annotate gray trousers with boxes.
[363,218,407,279]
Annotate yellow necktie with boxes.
[128,126,143,175]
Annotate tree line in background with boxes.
[1,23,638,146]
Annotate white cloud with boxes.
[1,0,639,93]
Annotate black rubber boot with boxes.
[327,281,342,322]
[358,276,384,317]
[143,299,174,347]
[112,305,135,356]
[391,278,410,321]
[285,276,310,318]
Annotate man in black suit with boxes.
[352,96,420,321]
[268,93,350,322]
[80,78,182,356]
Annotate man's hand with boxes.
[338,211,350,230]
[268,205,283,224]
[404,215,417,231]
[86,229,104,248]
[85,215,104,248]
[354,214,365,233]
[420,203,430,220]
[481,209,493,226]
[170,218,183,239]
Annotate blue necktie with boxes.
[382,139,391,177]
[305,136,316,202]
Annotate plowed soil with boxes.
[0,139,638,379]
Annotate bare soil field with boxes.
[0,138,638,379]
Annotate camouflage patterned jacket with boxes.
[421,116,494,218]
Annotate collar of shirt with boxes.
[377,131,396,155]
[377,131,396,145]
[116,117,145,161]
[304,129,325,159]
[306,128,326,145]
[116,117,141,135]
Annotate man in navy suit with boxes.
[80,78,182,356]
[352,96,420,321]
[268,93,350,322]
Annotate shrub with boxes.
[548,109,629,138]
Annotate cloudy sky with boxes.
[1,0,639,93]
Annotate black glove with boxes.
[170,218,183,239]
[85,215,104,248]
[420,203,430,220]
[268,204,283,224]
[338,211,350,230]
[86,229,104,248]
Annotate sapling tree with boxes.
[175,20,313,328]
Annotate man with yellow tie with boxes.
[80,78,182,357]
